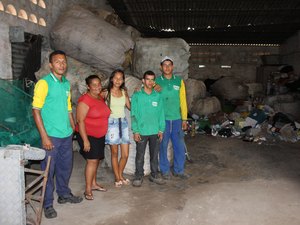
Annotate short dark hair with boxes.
[49,50,66,63]
[143,70,156,79]
[85,75,101,86]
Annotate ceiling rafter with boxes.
[108,0,300,44]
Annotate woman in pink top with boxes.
[75,75,110,200]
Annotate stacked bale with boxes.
[191,97,221,116]
[185,78,206,108]
[211,76,249,100]
[133,38,190,79]
[124,75,142,97]
[50,5,134,76]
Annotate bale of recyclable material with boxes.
[87,8,141,41]
[185,79,206,108]
[211,76,249,100]
[191,97,221,116]
[50,5,134,76]
[133,38,190,79]
[124,75,142,97]
[118,24,141,41]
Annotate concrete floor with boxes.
[40,135,300,225]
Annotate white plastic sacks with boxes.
[133,38,190,79]
[50,5,134,76]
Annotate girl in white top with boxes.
[102,69,131,187]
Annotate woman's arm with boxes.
[76,102,90,151]
[124,89,131,110]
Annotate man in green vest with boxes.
[155,56,189,179]
[32,50,82,219]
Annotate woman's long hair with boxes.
[105,69,125,108]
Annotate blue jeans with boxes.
[41,135,73,208]
[159,119,185,175]
[135,134,160,178]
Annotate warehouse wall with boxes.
[0,0,111,79]
[0,22,12,79]
[280,31,300,74]
[189,45,279,82]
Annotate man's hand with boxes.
[42,136,54,150]
[182,121,188,130]
[153,84,161,92]
[134,133,141,142]
[158,132,163,142]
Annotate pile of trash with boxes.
[186,103,300,144]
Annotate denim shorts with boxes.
[105,117,131,145]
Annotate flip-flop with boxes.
[114,180,122,188]
[121,178,130,185]
[92,186,107,192]
[84,192,94,200]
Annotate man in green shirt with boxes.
[155,56,189,179]
[131,71,166,187]
[32,50,82,219]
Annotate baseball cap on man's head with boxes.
[160,56,173,65]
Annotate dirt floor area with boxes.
[39,135,300,225]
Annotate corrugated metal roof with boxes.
[108,0,300,44]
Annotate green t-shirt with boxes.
[33,73,73,138]
[155,75,182,120]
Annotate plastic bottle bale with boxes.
[191,97,221,116]
[91,8,123,27]
[50,5,134,76]
[211,76,249,100]
[133,38,190,79]
[122,49,133,70]
[87,8,141,41]
[89,8,112,20]
[124,75,142,97]
[118,24,141,41]
[185,78,206,108]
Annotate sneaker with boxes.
[57,193,83,204]
[173,173,191,179]
[132,178,143,187]
[44,206,57,219]
[161,173,171,180]
[149,175,166,185]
